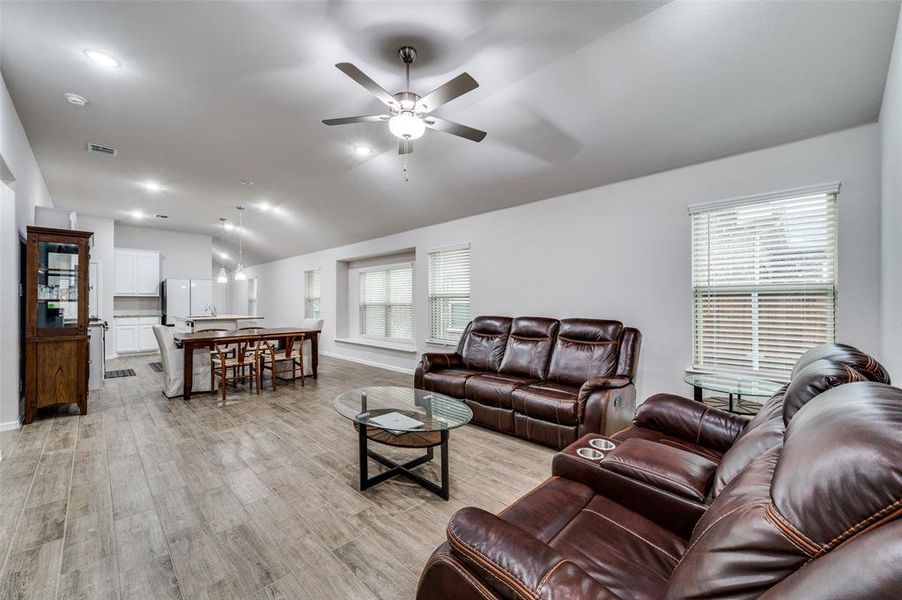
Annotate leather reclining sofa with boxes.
[414,316,641,449]
[416,344,901,599]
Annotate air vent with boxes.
[86,143,118,156]
[155,214,169,219]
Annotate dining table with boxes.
[173,326,321,400]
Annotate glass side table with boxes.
[683,373,785,415]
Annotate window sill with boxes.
[334,337,418,353]
[425,339,458,348]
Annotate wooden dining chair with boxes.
[260,334,304,389]
[211,340,267,402]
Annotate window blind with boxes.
[691,190,837,380]
[359,265,413,340]
[304,269,320,319]
[428,246,471,343]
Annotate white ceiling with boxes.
[2,1,899,266]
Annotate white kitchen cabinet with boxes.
[114,249,160,296]
[115,316,160,353]
[115,318,139,353]
[138,317,159,352]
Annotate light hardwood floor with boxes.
[0,354,554,600]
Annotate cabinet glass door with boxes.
[37,241,80,329]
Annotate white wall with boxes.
[78,215,116,357]
[114,224,213,280]
[881,10,902,383]
[0,73,54,429]
[245,124,882,401]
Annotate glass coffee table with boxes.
[684,372,785,415]
[333,386,472,500]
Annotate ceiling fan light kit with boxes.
[322,45,486,160]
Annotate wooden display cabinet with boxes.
[24,226,93,424]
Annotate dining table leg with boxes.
[183,341,194,401]
[311,333,319,379]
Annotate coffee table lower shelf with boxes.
[357,424,450,500]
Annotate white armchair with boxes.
[276,318,324,380]
[152,325,214,398]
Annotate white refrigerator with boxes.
[162,279,213,325]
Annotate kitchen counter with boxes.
[185,315,263,321]
[173,315,264,332]
[114,312,163,318]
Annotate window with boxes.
[248,278,258,316]
[359,264,413,340]
[304,269,320,319]
[690,185,838,380]
[428,245,471,344]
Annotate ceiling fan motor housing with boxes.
[398,46,417,64]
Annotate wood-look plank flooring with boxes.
[0,355,554,599]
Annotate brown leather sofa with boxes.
[417,346,901,599]
[549,343,892,536]
[414,316,641,449]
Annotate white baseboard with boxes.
[320,351,416,375]
[0,420,21,432]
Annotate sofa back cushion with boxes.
[791,342,890,384]
[458,316,512,372]
[667,382,902,598]
[499,317,560,379]
[547,319,623,387]
[782,359,867,424]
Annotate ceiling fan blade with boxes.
[424,117,487,142]
[322,115,389,126]
[335,63,396,108]
[416,73,479,113]
[399,139,413,155]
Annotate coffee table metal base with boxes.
[358,426,450,500]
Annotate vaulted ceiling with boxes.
[2,0,899,265]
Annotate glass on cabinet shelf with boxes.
[35,240,81,330]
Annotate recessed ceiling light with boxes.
[218,251,229,259]
[84,49,121,69]
[353,145,372,156]
[130,210,144,219]
[239,178,254,187]
[223,222,235,231]
[142,180,163,192]
[64,93,88,106]
[257,201,271,211]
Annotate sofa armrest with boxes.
[634,393,749,452]
[421,352,464,373]
[447,507,617,600]
[600,438,717,502]
[580,375,631,394]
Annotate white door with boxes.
[115,251,137,295]
[136,252,160,295]
[116,325,138,353]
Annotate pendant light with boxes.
[234,206,247,281]
[216,218,228,284]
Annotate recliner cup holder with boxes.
[576,447,605,461]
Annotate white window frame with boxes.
[304,268,321,319]
[689,182,839,381]
[427,243,471,345]
[357,262,414,342]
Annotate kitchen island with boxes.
[174,314,264,332]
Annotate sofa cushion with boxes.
[464,373,535,409]
[421,368,484,398]
[791,342,891,383]
[496,476,686,600]
[459,316,511,372]
[550,494,684,600]
[611,426,724,462]
[547,319,623,387]
[512,382,581,425]
[600,438,718,503]
[499,317,559,379]
[783,359,867,424]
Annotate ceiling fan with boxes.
[322,46,486,155]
